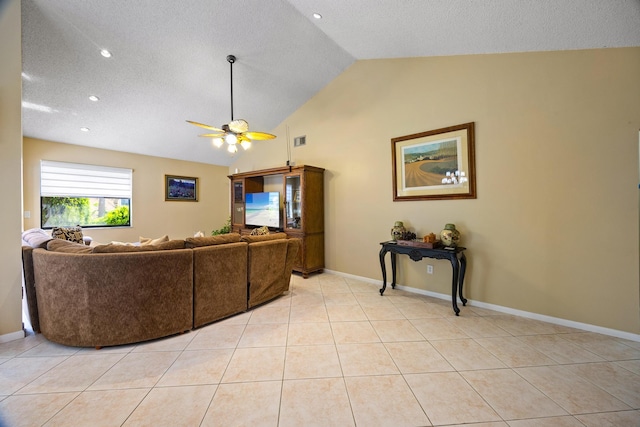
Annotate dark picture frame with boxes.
[165,175,198,201]
[392,122,476,201]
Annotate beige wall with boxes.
[0,0,24,339]
[23,138,230,244]
[232,48,640,334]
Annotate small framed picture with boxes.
[165,175,198,201]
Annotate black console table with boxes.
[379,241,467,315]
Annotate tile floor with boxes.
[1,273,639,426]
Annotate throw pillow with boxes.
[139,235,169,246]
[21,228,52,248]
[46,239,93,253]
[51,226,84,244]
[240,232,288,243]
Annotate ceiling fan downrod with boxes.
[227,55,236,121]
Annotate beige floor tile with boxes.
[201,381,281,427]
[284,344,342,379]
[405,372,501,425]
[290,291,325,306]
[320,281,352,293]
[221,346,285,383]
[237,323,288,347]
[331,321,380,344]
[516,365,631,414]
[216,311,251,325]
[361,304,405,320]
[507,416,585,426]
[446,316,511,337]
[354,293,395,307]
[43,388,149,427]
[411,317,469,340]
[289,304,328,323]
[345,375,430,426]
[394,302,443,319]
[322,292,358,306]
[326,305,368,322]
[0,392,78,427]
[346,280,378,293]
[0,356,67,395]
[462,369,567,420]
[385,341,454,373]
[475,336,556,367]
[123,385,216,426]
[430,339,506,371]
[87,351,180,390]
[423,301,458,317]
[616,359,640,375]
[560,332,640,361]
[517,334,605,364]
[561,362,640,408]
[287,322,334,346]
[486,315,566,336]
[280,378,355,427]
[336,343,399,377]
[575,410,640,427]
[370,319,425,342]
[156,349,234,386]
[444,423,508,427]
[248,305,292,324]
[17,340,80,357]
[16,353,125,394]
[0,334,47,358]
[186,324,245,350]
[130,332,195,352]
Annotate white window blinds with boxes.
[40,160,132,198]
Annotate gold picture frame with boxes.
[165,175,198,201]
[392,122,476,201]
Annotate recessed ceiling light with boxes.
[89,95,100,102]
[100,49,112,58]
[312,12,322,19]
[80,127,90,132]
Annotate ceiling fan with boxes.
[187,55,276,153]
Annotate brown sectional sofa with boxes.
[21,231,300,348]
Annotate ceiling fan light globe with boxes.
[241,140,251,150]
[212,137,224,148]
[225,133,238,145]
[227,144,238,154]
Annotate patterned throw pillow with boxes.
[51,226,84,244]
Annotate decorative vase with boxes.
[440,223,461,247]
[391,221,406,240]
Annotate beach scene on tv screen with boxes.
[246,192,280,227]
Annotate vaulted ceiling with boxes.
[21,0,640,166]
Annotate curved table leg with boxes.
[379,247,387,295]
[458,252,467,306]
[449,256,460,316]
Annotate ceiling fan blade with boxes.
[229,119,249,133]
[198,133,225,138]
[244,131,276,141]
[186,120,225,132]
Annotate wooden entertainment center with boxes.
[229,165,324,278]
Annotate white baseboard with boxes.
[0,329,25,344]
[324,269,640,343]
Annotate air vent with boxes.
[294,135,306,147]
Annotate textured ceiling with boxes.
[21,0,640,166]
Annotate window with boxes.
[40,160,132,228]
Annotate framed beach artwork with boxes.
[165,175,198,201]
[392,122,476,201]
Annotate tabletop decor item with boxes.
[440,223,461,247]
[391,221,406,240]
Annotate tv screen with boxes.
[245,191,280,228]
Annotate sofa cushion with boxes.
[185,233,241,248]
[139,235,169,245]
[241,232,288,243]
[51,226,84,244]
[21,228,52,248]
[47,239,93,253]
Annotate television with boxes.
[245,191,281,228]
